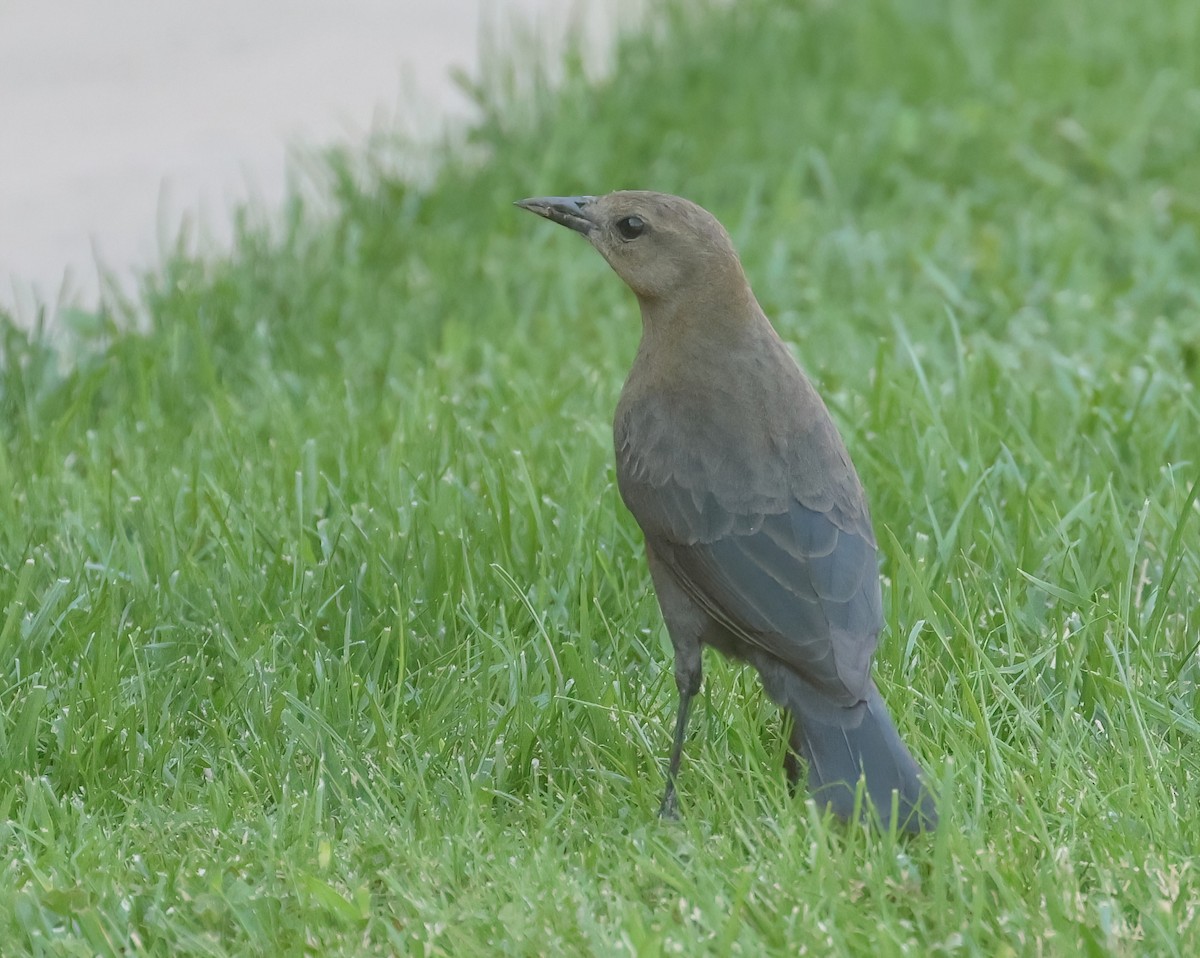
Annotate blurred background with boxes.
[0,0,624,324]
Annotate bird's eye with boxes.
[616,215,646,240]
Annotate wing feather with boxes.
[621,471,882,701]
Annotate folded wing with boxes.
[621,472,883,703]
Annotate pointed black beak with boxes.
[515,195,597,235]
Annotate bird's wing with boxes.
[620,473,882,703]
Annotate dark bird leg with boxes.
[658,685,695,819]
[646,548,705,819]
[783,747,802,793]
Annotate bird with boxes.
[516,190,937,833]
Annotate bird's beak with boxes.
[515,195,597,235]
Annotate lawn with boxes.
[2,0,1199,953]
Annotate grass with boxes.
[2,0,1200,952]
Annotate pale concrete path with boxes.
[0,0,627,323]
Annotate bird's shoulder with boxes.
[613,333,874,545]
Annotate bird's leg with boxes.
[658,687,694,819]
[782,712,804,792]
[783,750,802,792]
[644,548,704,819]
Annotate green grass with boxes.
[3,0,1200,952]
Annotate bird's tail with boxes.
[786,682,937,833]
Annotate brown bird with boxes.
[517,191,937,833]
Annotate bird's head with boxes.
[516,191,745,306]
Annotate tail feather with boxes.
[788,682,937,833]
